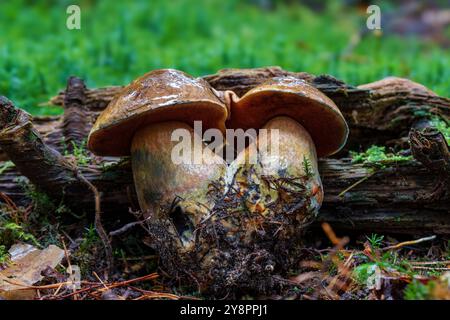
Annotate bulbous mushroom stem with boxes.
[130,121,227,249]
[228,116,323,225]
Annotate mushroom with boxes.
[193,78,348,294]
[87,69,228,249]
[87,71,348,295]
[227,76,348,227]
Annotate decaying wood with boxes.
[0,96,113,269]
[0,96,79,198]
[0,67,449,235]
[63,76,90,151]
[409,127,450,201]
[0,151,448,234]
[46,67,450,151]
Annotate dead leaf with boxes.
[0,243,64,300]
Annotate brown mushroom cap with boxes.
[88,69,228,156]
[226,77,348,157]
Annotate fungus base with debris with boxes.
[141,165,317,297]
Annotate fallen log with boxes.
[0,67,449,235]
[1,67,446,160]
[46,66,450,151]
[0,148,448,234]
[0,96,79,198]
[0,96,448,234]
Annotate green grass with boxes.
[0,0,448,115]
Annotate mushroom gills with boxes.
[130,121,227,248]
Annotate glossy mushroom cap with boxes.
[88,69,228,156]
[226,77,349,157]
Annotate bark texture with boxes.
[0,67,449,235]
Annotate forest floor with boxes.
[1,195,449,300]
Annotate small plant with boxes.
[431,116,450,144]
[72,224,101,276]
[353,262,378,286]
[79,224,100,253]
[21,181,69,218]
[404,279,433,300]
[366,233,384,249]
[0,245,10,265]
[302,155,313,178]
[353,255,409,288]
[0,161,14,175]
[0,222,40,247]
[64,140,90,166]
[16,181,71,246]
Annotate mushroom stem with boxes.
[260,116,323,208]
[230,116,323,220]
[130,121,226,247]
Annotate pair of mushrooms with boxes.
[88,69,348,253]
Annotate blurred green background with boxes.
[0,0,448,115]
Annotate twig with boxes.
[131,287,180,300]
[61,237,78,299]
[109,221,144,237]
[381,235,436,251]
[73,169,113,275]
[321,222,349,247]
[411,266,450,271]
[58,284,103,299]
[93,271,109,290]
[338,170,377,197]
[129,286,199,300]
[409,260,450,265]
[0,191,18,211]
[57,273,159,299]
[123,255,157,261]
[53,283,64,297]
[94,273,159,293]
[4,280,98,290]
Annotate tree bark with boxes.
[63,76,90,151]
[0,67,449,235]
[0,97,79,198]
[0,150,448,234]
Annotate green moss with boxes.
[13,181,71,247]
[404,279,434,300]
[353,263,377,286]
[431,117,450,145]
[64,139,90,166]
[27,130,39,143]
[0,161,14,175]
[0,244,10,265]
[0,221,40,248]
[71,224,102,276]
[351,145,413,169]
